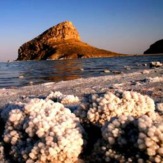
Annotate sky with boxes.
[0,0,163,61]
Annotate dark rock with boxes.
[112,71,122,74]
[149,61,163,68]
[144,39,163,54]
[17,21,124,61]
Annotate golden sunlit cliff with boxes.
[17,21,125,60]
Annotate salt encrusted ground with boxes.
[0,67,162,109]
[0,66,163,162]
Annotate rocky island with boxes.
[144,39,163,54]
[17,21,124,60]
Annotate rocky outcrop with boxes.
[17,21,124,60]
[144,39,163,54]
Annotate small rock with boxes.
[21,95,26,99]
[29,81,33,85]
[156,103,163,113]
[112,71,122,74]
[150,61,163,68]
[124,66,131,70]
[19,75,24,79]
[142,70,150,74]
[142,63,148,67]
[104,69,110,73]
[136,63,141,66]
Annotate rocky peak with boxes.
[39,21,80,42]
[17,21,123,60]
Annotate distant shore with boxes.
[1,53,162,63]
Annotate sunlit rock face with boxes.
[17,21,122,60]
[144,39,163,54]
[33,21,80,42]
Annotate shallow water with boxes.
[0,55,163,88]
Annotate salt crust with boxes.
[98,115,163,162]
[0,90,162,162]
[157,103,163,112]
[74,91,155,126]
[46,91,79,104]
[150,61,163,68]
[1,98,83,162]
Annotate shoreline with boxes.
[0,66,163,162]
[0,67,162,108]
[1,53,163,63]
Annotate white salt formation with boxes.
[90,114,163,162]
[156,103,163,113]
[137,115,163,162]
[145,76,163,83]
[150,61,163,68]
[46,91,79,104]
[0,102,24,122]
[1,99,84,162]
[0,143,5,162]
[99,115,141,162]
[102,115,137,147]
[75,91,155,126]
[0,90,162,162]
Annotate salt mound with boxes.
[46,91,79,104]
[89,114,163,162]
[137,115,163,162]
[0,90,162,162]
[157,103,163,113]
[0,143,5,162]
[150,61,163,68]
[0,99,84,162]
[74,91,155,126]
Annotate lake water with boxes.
[0,55,163,88]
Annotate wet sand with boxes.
[0,67,162,109]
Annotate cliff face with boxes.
[144,39,163,54]
[17,21,123,60]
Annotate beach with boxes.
[0,66,162,108]
[0,62,163,162]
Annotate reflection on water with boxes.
[46,75,80,82]
[0,55,163,88]
[43,59,83,82]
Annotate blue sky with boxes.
[0,0,163,61]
